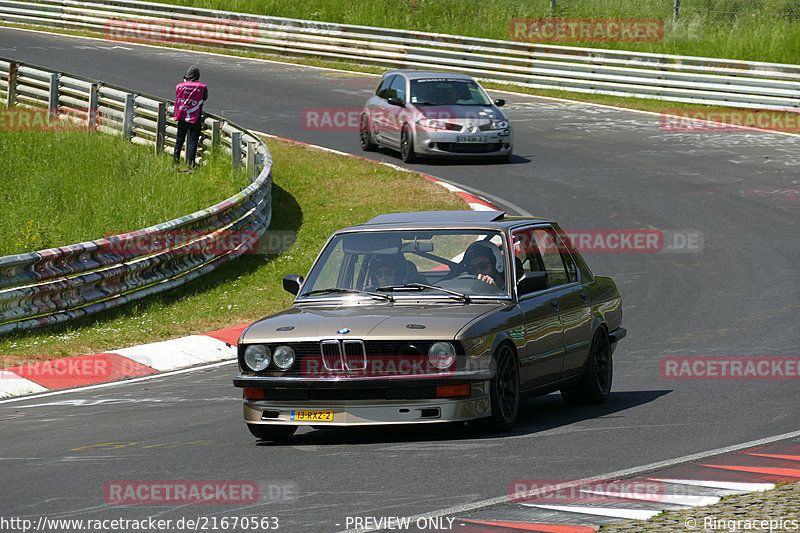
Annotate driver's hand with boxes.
[476,273,496,286]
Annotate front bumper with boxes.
[243,389,490,426]
[413,129,512,156]
[236,372,493,426]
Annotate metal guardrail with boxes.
[0,57,273,334]
[0,0,799,110]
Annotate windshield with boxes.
[409,78,493,106]
[300,229,510,300]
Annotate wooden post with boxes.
[48,72,59,121]
[155,101,166,154]
[6,63,18,107]
[246,140,256,177]
[122,93,134,140]
[88,83,99,131]
[231,131,242,169]
[211,119,221,148]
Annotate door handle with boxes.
[580,292,588,302]
[550,299,559,310]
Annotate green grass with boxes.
[0,115,249,256]
[150,0,800,63]
[0,136,468,360]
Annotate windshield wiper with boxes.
[376,283,471,304]
[301,288,393,302]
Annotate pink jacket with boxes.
[174,81,208,123]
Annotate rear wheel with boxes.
[561,328,612,405]
[400,125,416,163]
[246,424,297,442]
[359,113,377,151]
[488,343,520,430]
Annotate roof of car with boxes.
[382,70,476,81]
[348,210,551,230]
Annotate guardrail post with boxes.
[122,93,134,140]
[155,101,166,154]
[210,119,221,148]
[246,140,257,177]
[48,73,59,121]
[88,83,99,131]
[6,63,18,107]
[231,131,242,169]
[674,0,681,21]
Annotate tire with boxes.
[488,343,520,430]
[561,328,613,405]
[359,114,377,151]
[400,124,416,163]
[246,424,297,441]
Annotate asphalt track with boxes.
[1,27,799,532]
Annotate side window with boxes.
[387,76,406,103]
[512,227,577,290]
[376,76,394,100]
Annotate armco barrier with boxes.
[0,57,272,334]
[0,0,799,110]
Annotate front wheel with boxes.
[246,424,297,442]
[488,343,520,430]
[400,125,416,163]
[561,328,612,405]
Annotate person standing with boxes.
[173,65,208,170]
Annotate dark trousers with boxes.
[174,120,202,167]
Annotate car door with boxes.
[380,75,407,148]
[369,75,395,142]
[546,227,594,378]
[511,226,565,390]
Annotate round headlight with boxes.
[272,345,296,371]
[428,342,456,369]
[244,344,271,371]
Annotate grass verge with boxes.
[0,110,249,256]
[0,136,467,360]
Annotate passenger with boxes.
[462,241,505,289]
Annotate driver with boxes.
[368,255,407,288]
[462,241,505,289]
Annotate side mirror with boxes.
[387,96,405,107]
[494,98,505,107]
[517,271,548,295]
[283,274,304,295]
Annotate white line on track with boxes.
[337,429,800,532]
[0,360,235,405]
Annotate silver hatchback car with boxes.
[360,70,513,163]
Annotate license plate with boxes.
[456,135,487,143]
[291,409,334,422]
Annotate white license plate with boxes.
[456,135,487,143]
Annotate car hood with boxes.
[415,105,507,122]
[240,302,505,343]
